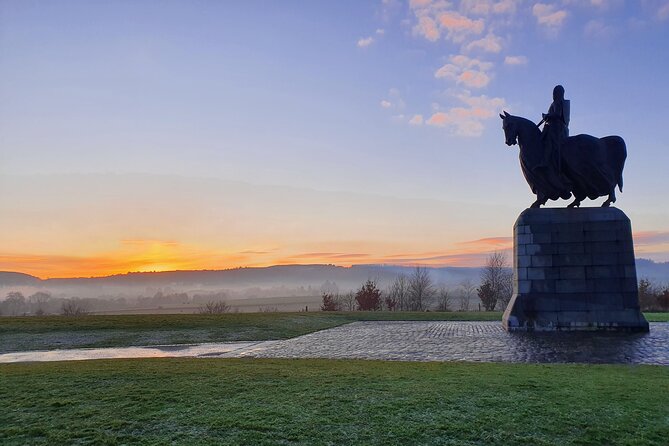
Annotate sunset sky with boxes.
[1,0,669,278]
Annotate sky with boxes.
[1,0,668,278]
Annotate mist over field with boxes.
[1,261,668,315]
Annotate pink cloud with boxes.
[533,3,568,29]
[464,33,503,53]
[414,15,440,41]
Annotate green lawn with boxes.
[1,358,667,445]
[0,312,502,352]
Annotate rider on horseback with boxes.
[540,85,570,168]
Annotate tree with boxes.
[29,292,51,315]
[339,291,356,311]
[61,298,88,316]
[387,274,410,311]
[198,300,231,314]
[458,279,476,312]
[355,279,382,311]
[408,267,435,311]
[435,285,452,312]
[477,282,497,311]
[478,252,512,311]
[321,293,340,311]
[3,292,26,316]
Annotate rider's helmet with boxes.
[553,85,565,101]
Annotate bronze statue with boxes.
[539,85,569,168]
[499,111,626,208]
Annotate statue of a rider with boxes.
[539,85,570,168]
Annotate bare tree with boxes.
[339,291,356,312]
[458,279,476,312]
[199,300,231,314]
[61,298,89,316]
[408,266,435,311]
[435,285,452,312]
[387,274,410,311]
[478,252,512,311]
[29,292,51,316]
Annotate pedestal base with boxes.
[502,207,649,332]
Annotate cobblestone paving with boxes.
[2,322,667,365]
[243,321,669,365]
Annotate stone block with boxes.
[594,278,622,293]
[530,280,556,293]
[559,266,586,280]
[591,253,618,266]
[586,265,622,280]
[556,279,591,293]
[553,254,593,267]
[504,208,648,332]
[584,230,619,242]
[588,293,623,310]
[516,267,528,281]
[517,255,531,268]
[531,255,553,268]
[517,234,533,245]
[532,232,552,244]
[559,294,589,311]
[552,231,585,244]
[557,243,585,254]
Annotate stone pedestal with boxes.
[502,207,649,332]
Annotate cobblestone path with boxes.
[2,322,667,365]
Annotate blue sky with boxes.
[1,0,668,277]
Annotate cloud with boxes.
[658,1,669,20]
[376,28,385,35]
[460,0,519,15]
[357,36,375,47]
[504,55,528,65]
[437,10,485,41]
[435,54,493,89]
[426,91,506,137]
[414,15,441,41]
[532,3,568,31]
[633,231,669,246]
[584,19,615,39]
[409,114,424,125]
[380,100,392,108]
[464,33,503,53]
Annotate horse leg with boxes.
[602,189,617,207]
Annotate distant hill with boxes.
[0,272,41,286]
[1,260,667,299]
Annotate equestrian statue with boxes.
[500,85,626,208]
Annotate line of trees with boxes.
[321,266,480,312]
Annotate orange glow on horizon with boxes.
[1,232,667,279]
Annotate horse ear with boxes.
[499,113,505,119]
[504,110,510,117]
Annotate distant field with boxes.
[92,295,324,315]
[1,358,667,445]
[0,312,502,352]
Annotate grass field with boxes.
[1,311,666,353]
[1,358,667,445]
[0,312,502,352]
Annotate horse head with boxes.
[499,111,518,147]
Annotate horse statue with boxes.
[499,111,626,208]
